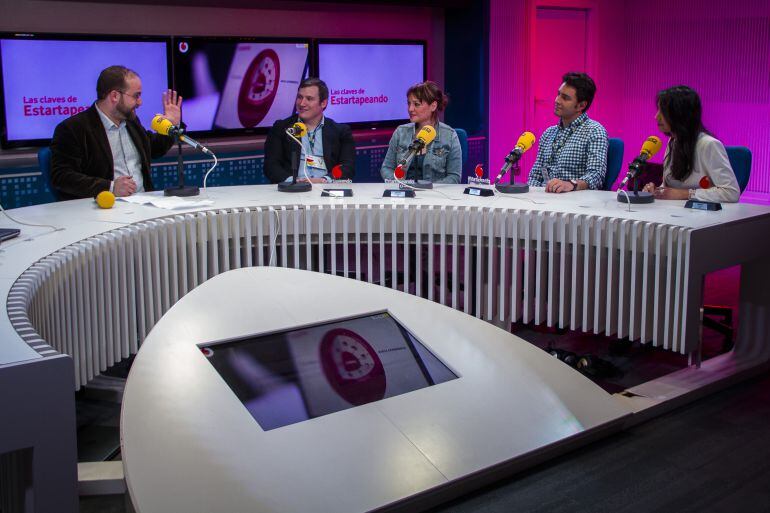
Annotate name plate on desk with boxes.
[0,228,21,242]
[685,200,722,211]
[463,186,494,197]
[322,188,353,197]
[383,189,416,198]
[384,179,425,190]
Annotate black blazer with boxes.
[50,105,174,200]
[263,115,356,183]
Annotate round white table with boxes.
[121,266,629,513]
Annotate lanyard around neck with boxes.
[307,123,322,153]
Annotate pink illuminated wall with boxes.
[489,0,770,199]
[488,0,530,179]
[620,0,770,198]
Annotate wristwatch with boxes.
[569,179,578,191]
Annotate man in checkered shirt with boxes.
[527,72,608,193]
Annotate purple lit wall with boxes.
[490,0,770,200]
[0,0,445,95]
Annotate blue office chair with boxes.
[604,138,624,190]
[703,146,751,352]
[37,147,60,201]
[455,128,468,167]
[725,146,752,193]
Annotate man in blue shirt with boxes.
[527,72,608,193]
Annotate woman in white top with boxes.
[642,86,740,202]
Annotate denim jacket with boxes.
[380,122,462,184]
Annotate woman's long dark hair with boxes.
[657,86,707,181]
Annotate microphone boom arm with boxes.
[285,130,308,185]
[397,140,427,170]
[494,149,523,184]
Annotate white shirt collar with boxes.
[94,103,125,130]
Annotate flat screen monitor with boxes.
[172,37,310,135]
[0,33,170,148]
[316,40,426,126]
[200,311,457,431]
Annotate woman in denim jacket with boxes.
[380,81,462,184]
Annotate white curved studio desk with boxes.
[2,184,770,512]
[120,267,629,513]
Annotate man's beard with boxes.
[116,100,137,121]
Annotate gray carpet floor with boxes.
[79,370,770,513]
[430,372,770,513]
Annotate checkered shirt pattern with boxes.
[527,113,608,190]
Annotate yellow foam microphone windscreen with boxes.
[95,190,115,209]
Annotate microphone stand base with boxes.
[278,181,312,193]
[617,190,654,204]
[495,183,529,194]
[164,185,200,197]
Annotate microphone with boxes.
[286,122,307,138]
[397,125,437,169]
[493,131,535,184]
[620,136,662,187]
[151,115,213,155]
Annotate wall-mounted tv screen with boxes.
[0,33,170,148]
[316,40,426,126]
[172,37,310,135]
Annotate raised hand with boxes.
[162,89,183,126]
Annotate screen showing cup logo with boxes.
[319,328,386,405]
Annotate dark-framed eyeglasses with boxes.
[117,90,142,101]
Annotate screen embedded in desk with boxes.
[200,311,457,430]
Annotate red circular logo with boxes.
[394,165,405,180]
[474,164,484,178]
[319,328,386,405]
[331,164,343,180]
[178,42,189,53]
[237,49,281,128]
[699,176,711,189]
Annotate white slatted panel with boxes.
[8,205,697,390]
[400,205,409,293]
[463,207,472,314]
[510,209,521,323]
[485,208,496,321]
